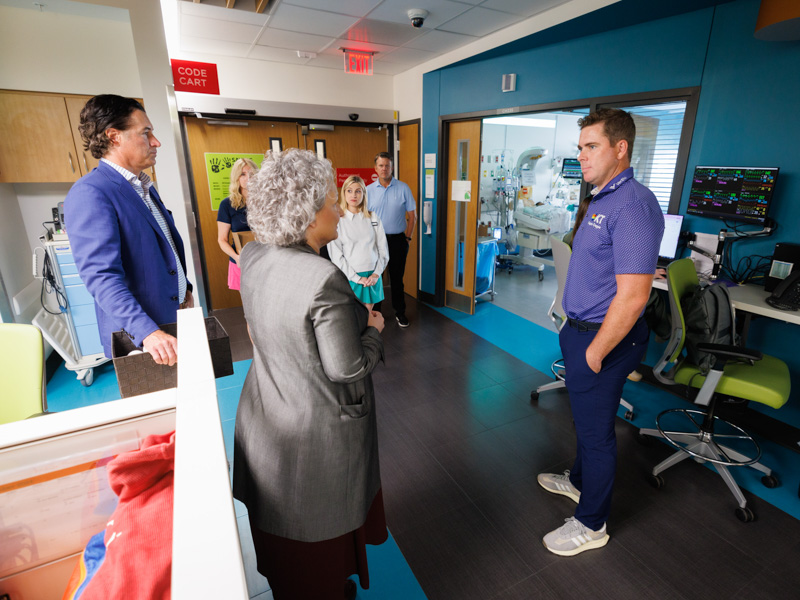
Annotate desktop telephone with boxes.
[766,270,800,311]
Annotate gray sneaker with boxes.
[537,470,580,504]
[543,517,609,556]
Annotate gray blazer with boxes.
[232,242,384,543]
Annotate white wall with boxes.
[0,184,32,321]
[175,54,395,112]
[0,6,140,97]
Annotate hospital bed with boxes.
[498,204,571,279]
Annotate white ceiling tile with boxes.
[344,19,426,47]
[180,35,252,58]
[247,45,311,64]
[256,28,335,53]
[332,38,398,56]
[269,4,360,37]
[481,0,570,18]
[304,54,346,70]
[182,14,263,44]
[404,29,478,53]
[373,61,414,76]
[438,6,522,37]
[380,46,437,65]
[180,0,269,26]
[283,0,383,18]
[367,0,472,29]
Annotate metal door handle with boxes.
[68,152,75,173]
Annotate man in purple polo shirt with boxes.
[537,108,664,556]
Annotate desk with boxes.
[653,278,800,342]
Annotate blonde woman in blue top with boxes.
[217,158,257,290]
[328,175,389,310]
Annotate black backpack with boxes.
[680,282,735,374]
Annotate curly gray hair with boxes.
[246,149,334,246]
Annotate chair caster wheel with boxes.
[636,432,654,446]
[761,475,780,489]
[648,474,664,489]
[735,506,756,522]
[530,391,539,402]
[538,271,544,282]
[624,410,634,421]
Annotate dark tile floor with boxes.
[212,297,800,600]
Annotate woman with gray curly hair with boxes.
[233,149,387,600]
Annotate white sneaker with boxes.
[543,517,609,556]
[537,471,580,504]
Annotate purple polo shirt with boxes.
[562,168,664,322]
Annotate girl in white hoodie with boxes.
[328,175,389,310]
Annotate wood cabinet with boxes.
[64,95,99,177]
[0,90,154,183]
[0,90,83,183]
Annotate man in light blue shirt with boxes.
[367,152,417,327]
[537,109,663,557]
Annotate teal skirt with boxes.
[350,270,385,305]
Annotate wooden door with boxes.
[444,120,482,314]
[398,122,419,299]
[0,91,81,183]
[184,117,301,310]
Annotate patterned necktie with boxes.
[141,186,187,304]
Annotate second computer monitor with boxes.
[659,213,684,262]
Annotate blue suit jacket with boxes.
[64,161,192,357]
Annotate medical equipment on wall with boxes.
[423,201,433,235]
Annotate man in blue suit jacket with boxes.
[64,95,193,365]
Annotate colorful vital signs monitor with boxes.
[561,158,583,180]
[687,166,779,224]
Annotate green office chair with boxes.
[639,258,790,522]
[0,323,48,425]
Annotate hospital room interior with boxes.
[1,0,800,599]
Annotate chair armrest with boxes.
[696,343,762,363]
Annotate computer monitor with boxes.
[561,158,582,180]
[492,227,503,240]
[658,213,684,263]
[687,166,779,225]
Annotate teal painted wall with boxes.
[422,0,800,408]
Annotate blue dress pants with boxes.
[559,318,648,530]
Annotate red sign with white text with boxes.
[343,51,373,76]
[336,168,378,188]
[171,59,220,95]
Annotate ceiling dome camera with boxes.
[408,9,428,28]
[348,113,359,121]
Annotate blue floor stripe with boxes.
[433,302,800,521]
